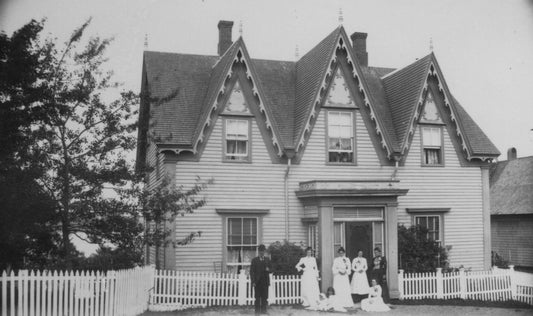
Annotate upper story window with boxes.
[224,118,250,161]
[327,111,354,163]
[421,126,443,166]
[414,214,442,244]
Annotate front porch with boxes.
[296,179,408,298]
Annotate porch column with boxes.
[318,204,334,293]
[385,202,399,298]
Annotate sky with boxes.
[2,0,533,160]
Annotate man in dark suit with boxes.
[250,244,271,314]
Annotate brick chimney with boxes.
[507,147,517,160]
[218,20,234,56]
[350,32,368,67]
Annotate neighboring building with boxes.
[490,148,533,268]
[136,20,500,297]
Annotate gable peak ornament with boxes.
[420,90,442,123]
[325,68,355,108]
[225,81,250,114]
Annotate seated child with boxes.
[308,287,347,312]
[361,279,390,312]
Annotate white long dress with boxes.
[332,256,353,307]
[295,256,320,307]
[350,257,370,295]
[361,285,390,312]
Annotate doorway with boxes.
[345,222,373,262]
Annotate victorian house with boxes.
[136,21,500,297]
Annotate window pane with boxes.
[340,138,352,150]
[424,148,441,164]
[373,222,383,245]
[422,127,441,146]
[334,222,342,244]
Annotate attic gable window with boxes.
[224,118,250,161]
[421,126,443,166]
[327,111,355,163]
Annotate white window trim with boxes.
[420,125,444,166]
[223,117,251,162]
[326,110,356,164]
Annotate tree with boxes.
[2,19,139,267]
[398,224,448,273]
[0,19,62,271]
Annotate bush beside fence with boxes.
[0,266,154,316]
[398,265,533,305]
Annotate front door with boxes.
[345,222,373,263]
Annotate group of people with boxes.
[296,246,390,313]
[249,244,390,315]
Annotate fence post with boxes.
[459,268,466,299]
[436,268,443,299]
[398,270,404,300]
[237,270,247,306]
[509,265,517,301]
[268,274,275,305]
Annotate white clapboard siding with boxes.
[0,266,154,316]
[398,266,533,305]
[150,270,300,309]
[170,105,486,271]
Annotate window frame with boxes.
[217,209,267,273]
[413,214,443,245]
[325,110,357,165]
[223,117,252,163]
[407,208,449,246]
[420,125,445,167]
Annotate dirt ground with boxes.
[141,303,532,316]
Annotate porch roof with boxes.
[295,179,409,198]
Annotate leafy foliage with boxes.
[267,240,305,275]
[398,224,448,273]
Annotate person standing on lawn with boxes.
[350,250,370,303]
[295,247,321,308]
[370,247,389,303]
[332,247,354,308]
[250,244,272,315]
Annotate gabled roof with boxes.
[490,156,533,215]
[382,54,432,152]
[138,26,500,167]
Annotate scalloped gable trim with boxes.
[402,54,493,161]
[295,27,394,159]
[192,39,284,157]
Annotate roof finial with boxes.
[338,8,344,25]
[429,37,434,52]
[295,44,299,60]
[239,20,243,37]
[144,33,148,50]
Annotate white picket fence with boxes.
[149,270,301,310]
[398,265,533,305]
[0,266,155,316]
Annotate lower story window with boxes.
[415,215,441,243]
[307,224,318,256]
[227,217,258,273]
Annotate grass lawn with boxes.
[141,301,532,315]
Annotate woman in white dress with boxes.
[332,247,353,308]
[361,279,390,312]
[350,250,370,302]
[295,247,320,307]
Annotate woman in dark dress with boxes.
[369,247,389,303]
